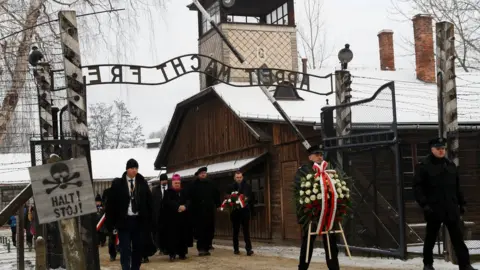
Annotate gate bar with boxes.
[191,0,312,150]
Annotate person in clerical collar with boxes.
[152,173,170,255]
[105,158,153,270]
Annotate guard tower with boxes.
[188,0,298,90]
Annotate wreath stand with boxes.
[305,221,352,262]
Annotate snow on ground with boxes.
[212,243,480,270]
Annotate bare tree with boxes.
[297,0,331,69]
[88,100,145,150]
[88,102,114,150]
[148,125,168,141]
[390,0,480,72]
[0,0,167,149]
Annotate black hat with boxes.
[159,173,168,181]
[126,158,139,170]
[195,166,208,176]
[307,144,324,155]
[95,194,102,202]
[429,137,447,148]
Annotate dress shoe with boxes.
[234,250,240,255]
[462,265,478,270]
[247,250,254,256]
[423,265,435,270]
[199,251,211,256]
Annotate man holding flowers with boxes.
[295,145,340,270]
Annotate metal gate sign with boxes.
[29,157,96,224]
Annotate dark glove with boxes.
[423,205,433,214]
[460,206,466,215]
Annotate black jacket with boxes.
[105,172,153,231]
[413,154,466,222]
[228,181,255,215]
[152,183,169,227]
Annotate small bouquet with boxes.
[220,191,247,213]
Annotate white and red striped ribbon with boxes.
[238,194,246,208]
[313,161,338,234]
[97,213,120,245]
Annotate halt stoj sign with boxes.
[29,157,96,224]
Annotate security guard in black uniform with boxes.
[413,137,476,270]
[295,145,340,270]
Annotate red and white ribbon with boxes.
[238,194,246,208]
[313,161,338,234]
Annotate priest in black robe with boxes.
[164,174,190,261]
[186,167,221,256]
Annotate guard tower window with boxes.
[266,3,289,25]
[227,15,260,24]
[202,1,220,34]
[273,82,303,100]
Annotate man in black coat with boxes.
[228,171,254,256]
[151,173,169,254]
[295,145,339,270]
[186,167,221,256]
[105,158,153,270]
[413,138,476,270]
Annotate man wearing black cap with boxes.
[295,145,339,270]
[152,173,169,254]
[186,166,221,256]
[105,158,153,270]
[414,138,476,270]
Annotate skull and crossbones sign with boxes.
[43,162,82,194]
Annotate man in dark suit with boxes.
[152,173,169,254]
[186,167,221,256]
[228,171,254,256]
[414,137,476,270]
[105,158,153,270]
[296,145,339,270]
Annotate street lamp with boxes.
[221,0,236,8]
[338,44,353,70]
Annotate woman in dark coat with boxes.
[164,174,191,261]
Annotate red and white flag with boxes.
[238,194,246,208]
[96,214,106,231]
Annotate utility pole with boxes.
[33,61,64,268]
[436,21,459,264]
[58,10,99,270]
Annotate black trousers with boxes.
[298,228,339,270]
[231,210,252,251]
[11,227,16,246]
[107,232,118,259]
[118,217,143,270]
[423,218,470,267]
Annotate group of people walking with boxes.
[100,159,254,270]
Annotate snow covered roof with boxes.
[0,148,160,185]
[146,138,161,144]
[213,68,480,124]
[160,155,263,181]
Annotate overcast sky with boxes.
[83,0,418,136]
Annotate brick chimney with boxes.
[412,14,435,83]
[301,58,308,73]
[377,30,395,71]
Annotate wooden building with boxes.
[155,0,480,249]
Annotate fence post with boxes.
[35,237,47,270]
[436,21,459,264]
[17,209,25,270]
[58,10,99,270]
[334,70,352,169]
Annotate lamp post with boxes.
[221,0,235,8]
[338,44,353,70]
